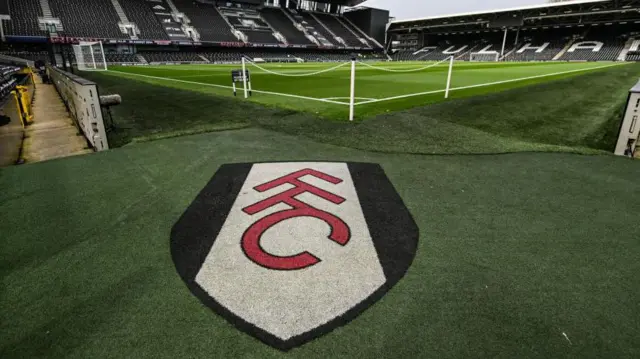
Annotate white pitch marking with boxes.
[324,97,377,101]
[107,70,350,106]
[354,63,627,106]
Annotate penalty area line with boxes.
[106,70,350,106]
[323,97,377,101]
[354,62,626,106]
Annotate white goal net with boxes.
[470,52,500,62]
[73,41,108,71]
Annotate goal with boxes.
[470,52,500,62]
[72,41,108,71]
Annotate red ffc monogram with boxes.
[241,168,351,270]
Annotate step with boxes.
[23,125,91,163]
[22,80,93,163]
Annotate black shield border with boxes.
[170,162,419,351]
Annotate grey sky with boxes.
[360,0,545,20]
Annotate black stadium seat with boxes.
[119,0,169,40]
[3,0,46,37]
[173,0,237,42]
[140,51,204,63]
[314,13,367,48]
[260,7,312,45]
[242,30,279,44]
[49,0,127,38]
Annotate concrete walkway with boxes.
[22,75,92,163]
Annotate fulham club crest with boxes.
[171,162,418,351]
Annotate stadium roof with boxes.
[390,0,614,24]
[387,0,640,31]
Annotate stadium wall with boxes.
[345,8,389,45]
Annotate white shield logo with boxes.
[171,162,418,351]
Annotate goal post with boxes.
[72,41,108,71]
[470,51,500,62]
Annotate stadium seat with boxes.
[558,27,627,61]
[0,64,20,102]
[119,0,169,40]
[219,6,282,45]
[49,0,128,38]
[294,10,336,46]
[3,0,47,37]
[0,51,50,64]
[105,53,139,64]
[626,50,640,61]
[173,0,237,43]
[559,39,625,61]
[259,7,312,45]
[199,51,242,63]
[140,51,205,63]
[242,30,280,44]
[314,13,368,48]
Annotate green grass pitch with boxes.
[1,61,639,358]
[107,60,627,120]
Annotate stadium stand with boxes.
[0,51,49,63]
[49,0,127,39]
[291,10,336,46]
[314,13,368,48]
[340,16,378,48]
[386,0,640,63]
[173,0,237,42]
[2,0,46,37]
[627,50,640,61]
[506,30,571,62]
[196,49,372,63]
[105,53,139,64]
[244,30,279,44]
[119,0,169,40]
[558,28,627,61]
[395,34,477,61]
[198,51,241,63]
[140,51,205,63]
[219,6,282,45]
[471,36,516,60]
[0,64,20,100]
[3,0,636,68]
[260,7,313,45]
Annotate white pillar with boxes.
[348,59,356,122]
[500,28,508,59]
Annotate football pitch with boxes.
[107,60,626,120]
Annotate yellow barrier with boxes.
[12,86,33,127]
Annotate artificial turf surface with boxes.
[2,61,640,358]
[1,128,640,358]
